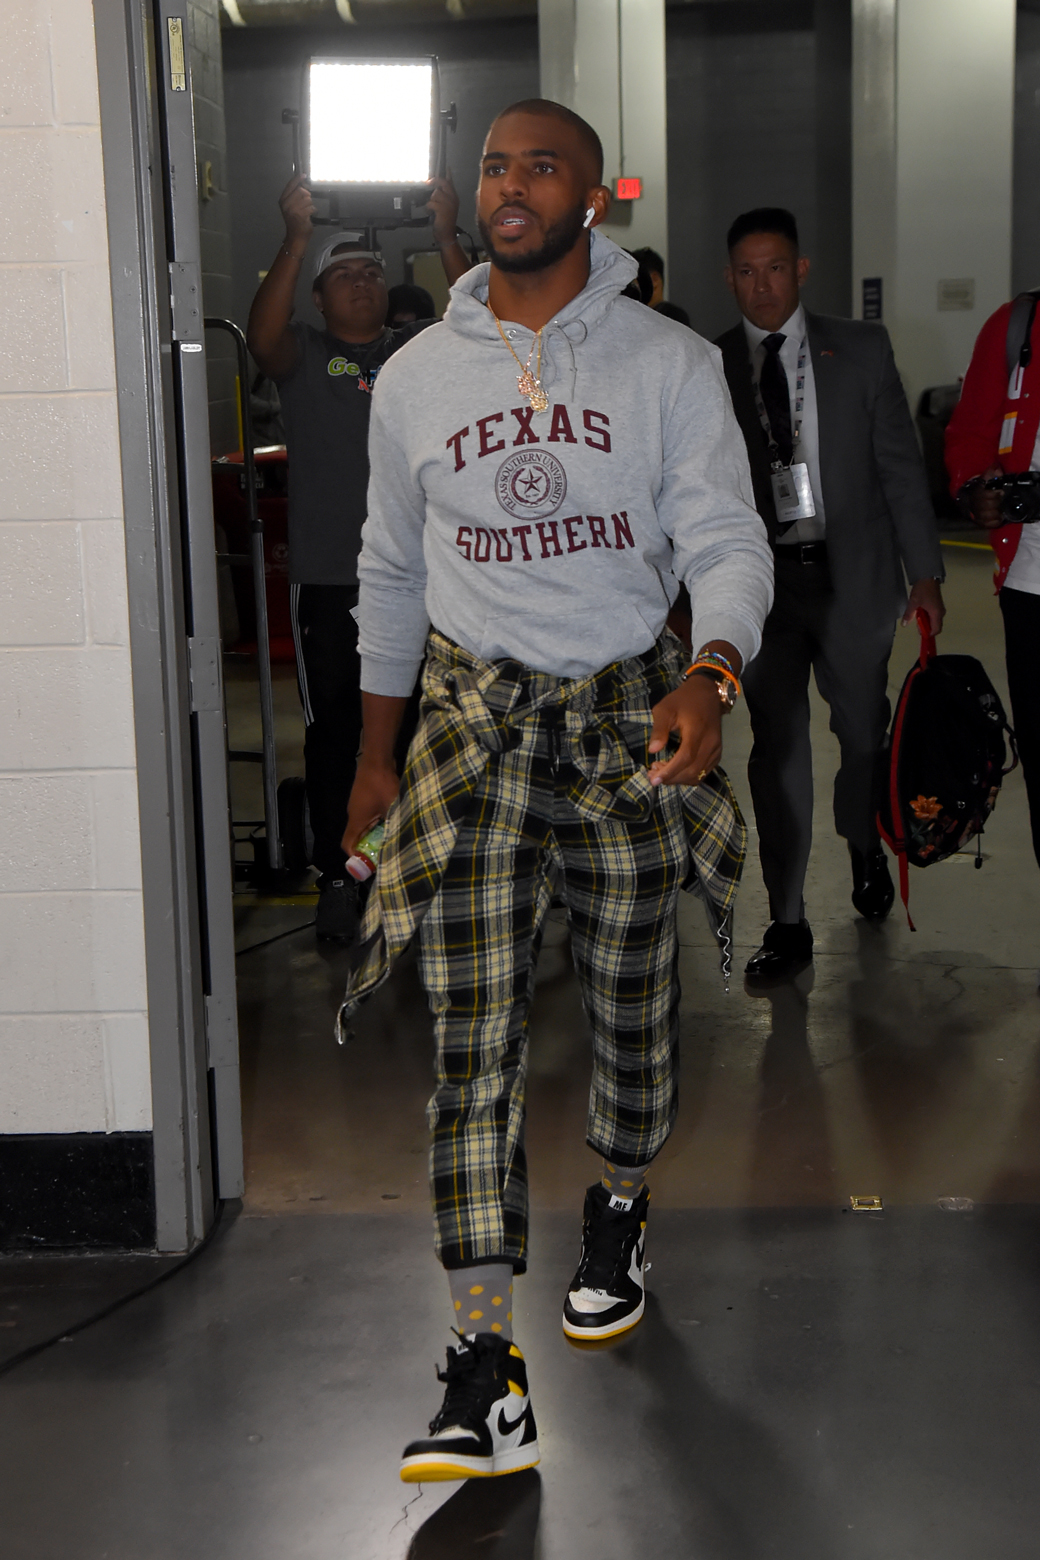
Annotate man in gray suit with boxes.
[715,208,945,978]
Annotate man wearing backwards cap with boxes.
[247,174,470,940]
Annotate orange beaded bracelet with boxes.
[681,658,742,709]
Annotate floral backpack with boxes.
[877,612,1017,928]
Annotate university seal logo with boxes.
[494,448,567,521]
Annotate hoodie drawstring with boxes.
[542,318,587,402]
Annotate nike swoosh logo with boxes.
[498,1402,531,1438]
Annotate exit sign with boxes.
[614,177,643,201]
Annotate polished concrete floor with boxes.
[3,543,1040,1559]
[4,1204,1040,1558]
[235,544,1040,1218]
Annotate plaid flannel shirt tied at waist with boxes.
[337,629,747,1038]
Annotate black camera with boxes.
[995,471,1040,523]
[960,470,1040,524]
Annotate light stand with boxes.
[282,57,456,251]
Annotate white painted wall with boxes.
[853,0,1015,407]
[0,0,151,1134]
[539,0,668,271]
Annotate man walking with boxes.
[341,100,772,1479]
[716,208,945,978]
[246,174,467,939]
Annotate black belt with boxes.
[774,541,828,565]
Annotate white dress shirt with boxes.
[742,302,826,544]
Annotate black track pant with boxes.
[1000,586,1040,870]
[290,581,422,878]
[291,583,362,880]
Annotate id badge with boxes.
[770,462,816,523]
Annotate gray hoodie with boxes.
[357,231,773,695]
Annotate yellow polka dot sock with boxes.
[601,1158,652,1209]
[448,1264,514,1341]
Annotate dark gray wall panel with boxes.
[1014,7,1040,298]
[221,8,855,355]
[813,0,852,319]
[222,20,540,335]
[665,2,820,342]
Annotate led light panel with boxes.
[308,60,434,185]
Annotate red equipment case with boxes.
[211,445,295,663]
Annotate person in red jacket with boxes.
[945,298,1040,870]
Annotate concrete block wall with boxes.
[0,0,151,1135]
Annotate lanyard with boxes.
[752,335,807,470]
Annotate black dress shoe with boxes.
[745,919,814,978]
[850,845,894,921]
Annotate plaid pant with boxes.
[419,660,689,1274]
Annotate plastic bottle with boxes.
[346,821,385,882]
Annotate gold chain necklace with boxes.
[488,306,549,414]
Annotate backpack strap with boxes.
[1003,720,1020,778]
[1006,289,1040,381]
[879,666,918,932]
[878,610,935,931]
[915,606,937,667]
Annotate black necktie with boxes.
[760,333,793,465]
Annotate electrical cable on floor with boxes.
[235,918,316,955]
[0,1199,229,1380]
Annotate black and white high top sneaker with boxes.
[562,1182,648,1341]
[400,1332,540,1482]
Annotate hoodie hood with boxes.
[443,231,640,399]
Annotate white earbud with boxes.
[583,206,596,229]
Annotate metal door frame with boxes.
[93,0,243,1249]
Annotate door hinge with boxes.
[169,260,202,341]
[167,17,187,92]
[187,636,222,714]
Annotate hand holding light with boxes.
[279,171,316,250]
[426,172,461,248]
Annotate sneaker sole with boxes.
[400,1443,541,1482]
[562,1294,645,1341]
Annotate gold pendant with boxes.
[517,370,549,413]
